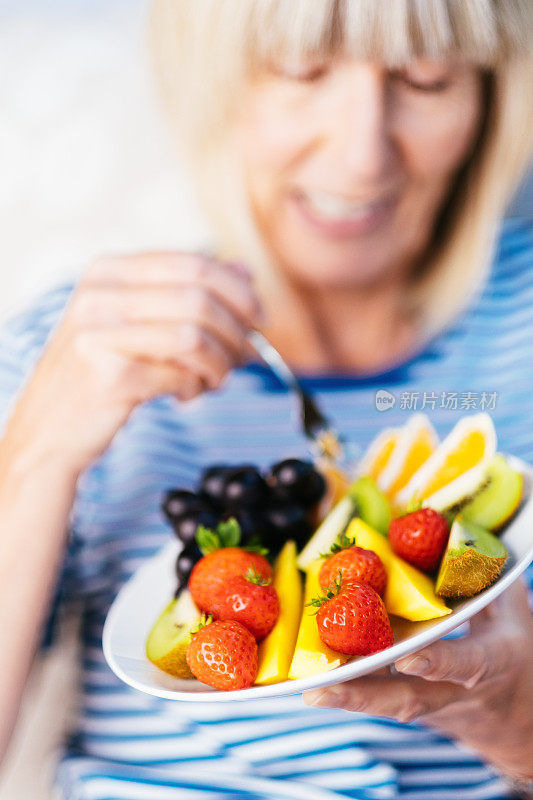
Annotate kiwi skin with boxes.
[436,548,507,598]
[436,517,507,599]
[148,633,194,679]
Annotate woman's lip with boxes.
[289,190,397,238]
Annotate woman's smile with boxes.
[289,187,399,238]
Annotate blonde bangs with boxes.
[237,0,531,73]
[151,1,531,135]
[151,0,531,149]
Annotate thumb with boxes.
[396,580,532,688]
[395,628,522,688]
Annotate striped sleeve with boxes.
[0,284,78,647]
[0,285,72,430]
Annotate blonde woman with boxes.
[1,1,533,798]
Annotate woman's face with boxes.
[234,57,483,289]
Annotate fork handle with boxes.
[247,331,304,394]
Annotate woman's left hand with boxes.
[304,579,533,781]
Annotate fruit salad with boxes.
[146,413,523,691]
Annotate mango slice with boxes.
[385,559,452,621]
[288,559,350,679]
[346,518,452,622]
[256,541,303,685]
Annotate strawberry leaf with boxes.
[196,525,223,555]
[191,614,213,634]
[405,494,424,514]
[217,518,242,548]
[243,536,269,556]
[195,518,270,558]
[306,572,342,613]
[245,566,271,586]
[196,518,242,554]
[320,531,355,559]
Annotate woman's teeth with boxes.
[302,191,379,221]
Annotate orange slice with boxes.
[378,414,438,499]
[357,427,400,482]
[395,413,497,509]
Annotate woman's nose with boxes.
[327,64,398,186]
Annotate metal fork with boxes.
[247,330,346,464]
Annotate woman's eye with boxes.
[393,66,452,93]
[402,77,450,93]
[274,62,329,83]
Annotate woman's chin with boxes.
[266,197,403,289]
[281,255,396,291]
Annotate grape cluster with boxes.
[163,459,326,587]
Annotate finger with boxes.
[74,285,249,360]
[395,581,533,688]
[374,666,394,677]
[304,674,464,723]
[84,254,263,329]
[84,252,214,284]
[129,360,205,404]
[395,625,524,689]
[94,322,234,391]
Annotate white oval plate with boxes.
[103,456,533,702]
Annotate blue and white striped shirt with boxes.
[1,218,532,800]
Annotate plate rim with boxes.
[103,455,533,702]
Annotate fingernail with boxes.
[304,689,328,707]
[397,656,430,675]
[306,686,346,708]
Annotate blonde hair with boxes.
[150,0,533,335]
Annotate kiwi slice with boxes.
[146,590,201,678]
[435,517,507,598]
[297,477,391,569]
[460,454,523,531]
[297,495,354,569]
[349,476,391,536]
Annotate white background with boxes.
[0,2,531,798]
[0,0,533,319]
[0,0,210,324]
[0,1,531,324]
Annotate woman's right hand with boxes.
[5,252,262,477]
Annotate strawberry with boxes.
[311,578,393,655]
[186,619,258,690]
[189,518,271,613]
[212,570,280,641]
[319,545,387,597]
[389,508,449,572]
[189,549,272,613]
